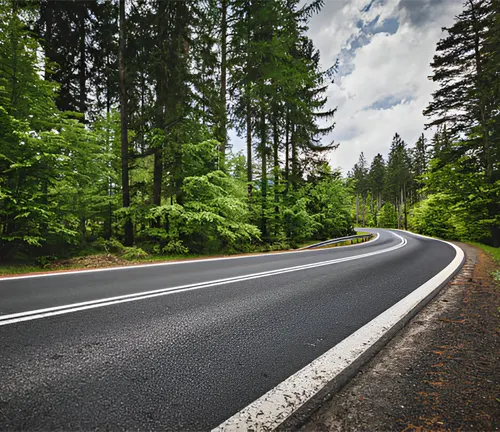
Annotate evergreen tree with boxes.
[385,133,412,229]
[410,133,428,200]
[424,0,495,178]
[424,0,500,245]
[367,153,386,224]
[352,152,368,226]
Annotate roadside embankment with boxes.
[301,242,500,431]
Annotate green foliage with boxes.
[94,237,147,260]
[378,204,398,229]
[307,176,354,239]
[346,1,500,247]
[411,194,456,239]
[35,255,58,268]
[181,171,261,253]
[0,0,369,267]
[159,241,189,256]
[283,197,319,245]
[140,168,260,255]
[423,0,500,246]
[471,241,500,265]
[94,237,126,254]
[121,246,148,260]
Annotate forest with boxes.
[0,0,499,268]
[348,0,500,247]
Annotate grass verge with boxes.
[470,242,500,264]
[470,241,500,284]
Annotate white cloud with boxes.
[228,0,463,173]
[306,0,463,173]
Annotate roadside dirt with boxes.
[301,243,500,431]
[49,254,130,269]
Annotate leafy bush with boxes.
[306,176,354,239]
[93,238,148,260]
[140,171,260,255]
[378,203,398,228]
[93,237,126,254]
[492,270,500,284]
[160,241,189,255]
[412,194,457,239]
[122,246,149,260]
[283,198,319,245]
[35,255,58,268]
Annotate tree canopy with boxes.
[0,0,354,262]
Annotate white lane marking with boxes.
[0,233,380,282]
[0,233,404,326]
[212,234,463,431]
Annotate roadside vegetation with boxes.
[347,0,500,252]
[0,0,498,275]
[471,242,500,284]
[0,0,354,272]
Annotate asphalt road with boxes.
[0,229,457,431]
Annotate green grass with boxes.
[132,253,204,263]
[0,253,217,277]
[470,242,500,265]
[470,242,500,285]
[355,230,371,236]
[0,264,46,276]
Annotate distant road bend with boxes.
[0,229,459,430]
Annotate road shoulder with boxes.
[301,243,500,431]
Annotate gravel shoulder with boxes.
[301,243,500,431]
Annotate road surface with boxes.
[0,229,458,430]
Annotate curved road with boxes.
[0,229,458,430]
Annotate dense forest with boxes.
[0,0,498,266]
[348,0,500,247]
[0,0,353,263]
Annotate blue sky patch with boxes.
[365,94,415,110]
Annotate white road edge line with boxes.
[0,232,401,327]
[0,233,380,282]
[212,232,464,432]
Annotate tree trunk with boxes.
[105,71,112,240]
[273,110,279,213]
[291,124,297,189]
[174,146,184,205]
[362,196,366,227]
[284,107,290,194]
[246,94,252,201]
[219,0,228,165]
[245,2,252,202]
[42,0,53,79]
[79,8,86,120]
[469,0,492,180]
[395,199,399,229]
[119,0,133,246]
[260,110,267,238]
[403,184,408,230]
[355,194,359,225]
[370,195,375,226]
[153,148,162,206]
[10,0,18,107]
[79,215,86,245]
[491,226,500,248]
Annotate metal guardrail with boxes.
[300,234,374,250]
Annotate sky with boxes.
[230,0,463,174]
